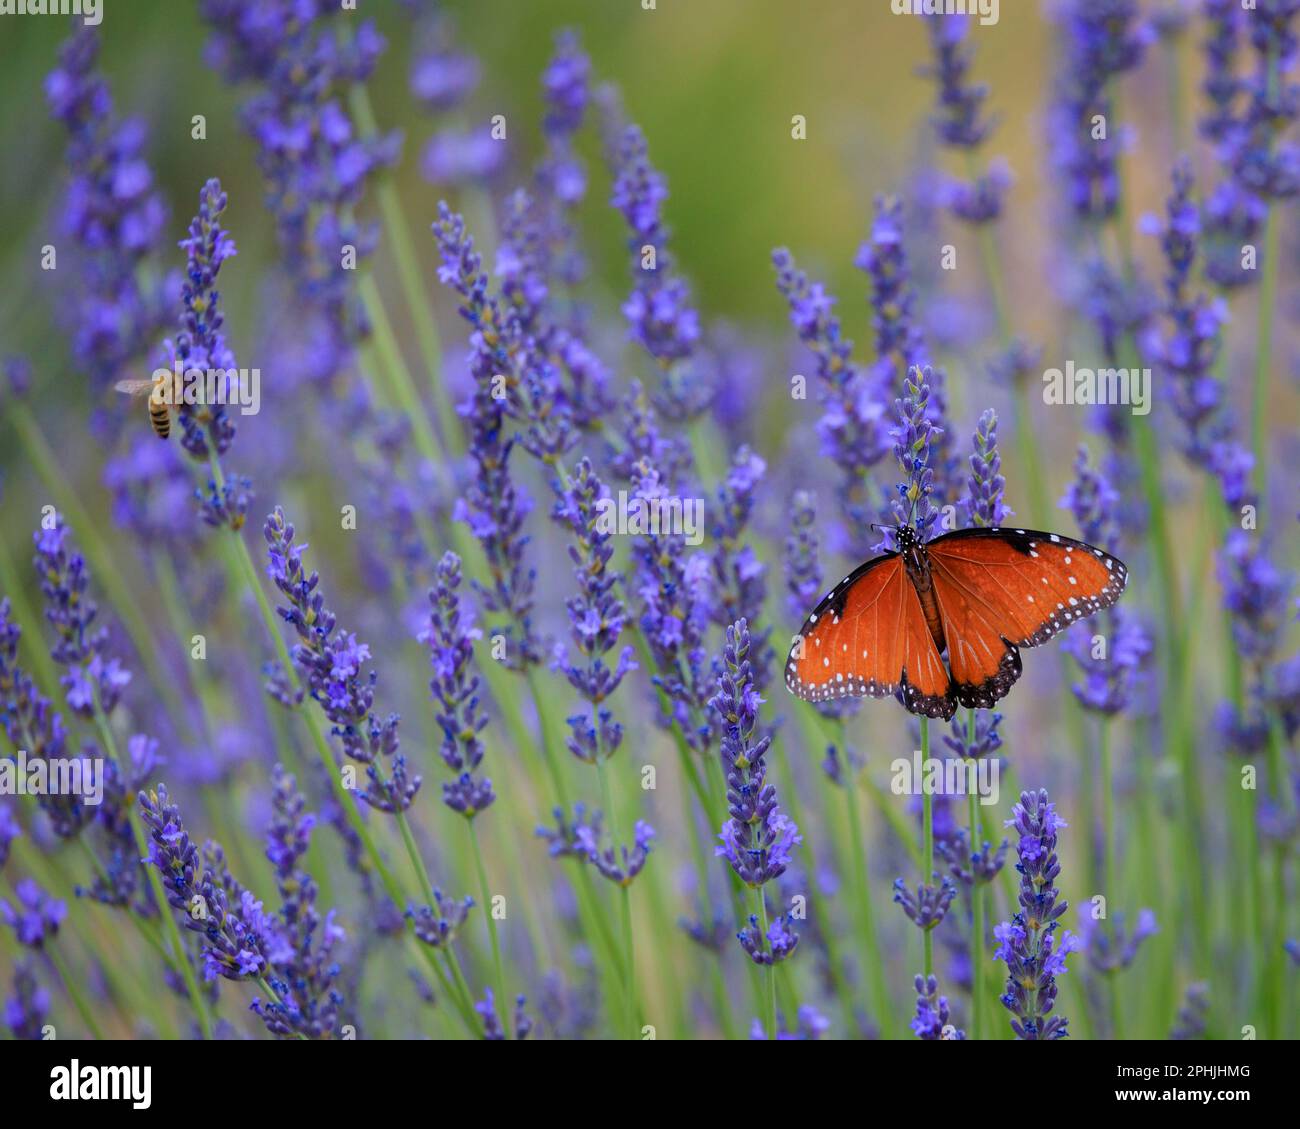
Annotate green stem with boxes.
[1099,718,1114,900]
[756,886,777,1039]
[44,941,107,1040]
[347,84,460,457]
[467,820,510,1037]
[842,766,892,1033]
[596,754,637,1038]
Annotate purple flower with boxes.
[1048,0,1149,221]
[201,1,399,364]
[138,784,268,984]
[856,196,928,396]
[0,803,19,870]
[1227,0,1300,199]
[783,489,824,623]
[254,766,346,1039]
[921,14,993,148]
[408,890,474,950]
[706,448,774,691]
[535,805,655,887]
[1202,179,1266,291]
[422,126,507,185]
[263,508,414,813]
[889,368,943,542]
[772,248,889,553]
[551,458,636,764]
[892,875,958,930]
[45,28,173,398]
[423,552,495,817]
[1142,162,1238,479]
[749,1004,830,1040]
[0,879,67,949]
[406,6,479,111]
[5,962,50,1040]
[628,459,715,750]
[1170,981,1210,1039]
[911,973,966,1039]
[939,159,1012,224]
[737,911,800,967]
[1201,0,1243,143]
[610,125,707,419]
[435,205,541,666]
[1078,907,1159,973]
[477,988,533,1040]
[712,619,802,898]
[963,408,1010,528]
[995,789,1079,1039]
[1217,531,1292,664]
[32,515,131,720]
[0,601,88,840]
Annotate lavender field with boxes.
[0,0,1296,1045]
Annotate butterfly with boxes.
[784,524,1129,720]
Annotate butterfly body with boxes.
[785,525,1128,720]
[895,524,946,653]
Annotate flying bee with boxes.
[114,371,176,440]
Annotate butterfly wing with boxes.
[785,552,956,719]
[927,526,1128,709]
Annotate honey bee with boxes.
[114,373,175,440]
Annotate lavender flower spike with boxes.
[911,974,966,1040]
[964,408,1011,528]
[712,619,802,967]
[263,508,414,813]
[423,552,495,817]
[994,788,1080,1040]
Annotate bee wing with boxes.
[114,379,158,398]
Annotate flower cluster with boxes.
[423,552,494,817]
[706,448,773,692]
[963,408,1010,528]
[611,124,708,420]
[138,784,267,983]
[0,879,67,949]
[263,508,414,813]
[994,789,1079,1040]
[435,205,540,666]
[32,516,131,719]
[535,804,655,887]
[712,619,801,964]
[1049,0,1149,221]
[44,28,173,397]
[910,973,966,1040]
[771,248,889,553]
[0,601,89,840]
[551,458,636,763]
[888,369,944,543]
[628,459,715,750]
[255,766,347,1038]
[201,0,399,362]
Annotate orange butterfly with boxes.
[784,524,1128,720]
